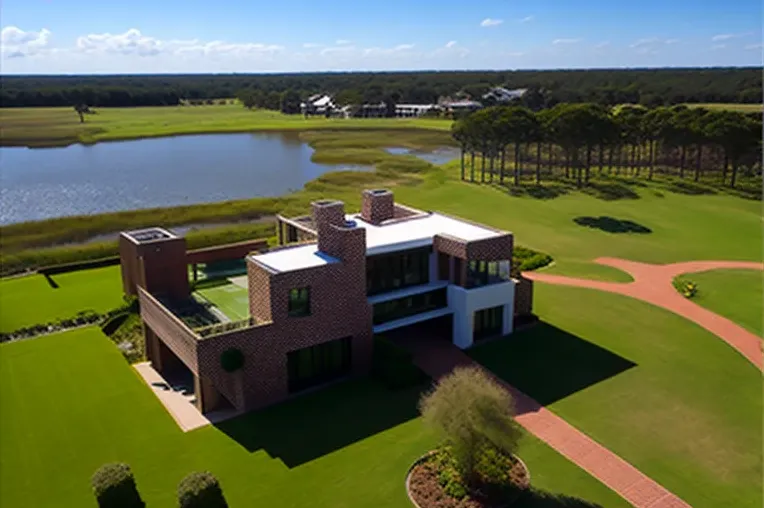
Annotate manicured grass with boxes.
[0,106,451,148]
[471,284,762,508]
[678,269,763,337]
[0,266,124,332]
[196,282,250,321]
[0,328,627,508]
[394,172,761,281]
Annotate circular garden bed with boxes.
[406,449,530,508]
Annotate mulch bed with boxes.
[407,453,529,508]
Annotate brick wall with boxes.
[513,277,534,316]
[196,220,372,412]
[186,239,268,264]
[361,189,394,224]
[138,287,200,373]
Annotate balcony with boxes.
[465,260,511,289]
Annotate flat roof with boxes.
[123,227,177,243]
[351,212,505,256]
[249,244,339,273]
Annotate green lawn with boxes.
[0,328,627,508]
[678,269,763,337]
[394,174,761,281]
[471,284,763,508]
[195,282,250,321]
[0,266,124,332]
[0,106,451,148]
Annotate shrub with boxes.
[91,463,144,508]
[673,277,698,299]
[220,348,245,372]
[177,471,228,508]
[371,336,427,390]
[101,312,130,336]
[419,367,522,487]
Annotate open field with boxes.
[687,103,763,113]
[0,266,124,332]
[677,269,763,337]
[0,327,628,508]
[471,283,763,508]
[0,106,451,148]
[394,168,762,281]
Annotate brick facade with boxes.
[513,276,534,316]
[186,239,268,264]
[127,189,533,416]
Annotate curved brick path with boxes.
[523,258,764,369]
[405,338,691,508]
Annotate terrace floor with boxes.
[134,362,240,432]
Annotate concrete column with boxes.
[502,303,513,336]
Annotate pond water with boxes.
[0,132,369,225]
[385,146,460,165]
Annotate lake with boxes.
[0,132,369,225]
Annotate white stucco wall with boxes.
[447,280,515,349]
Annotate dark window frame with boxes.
[288,287,311,317]
[372,288,448,325]
[473,306,504,340]
[366,247,432,296]
[287,336,352,393]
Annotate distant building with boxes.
[300,94,336,115]
[482,87,528,104]
[440,99,483,114]
[395,104,442,117]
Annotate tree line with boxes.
[451,104,762,189]
[1,67,761,108]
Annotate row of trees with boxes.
[452,104,762,188]
[2,67,760,108]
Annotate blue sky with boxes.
[1,0,761,74]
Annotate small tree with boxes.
[74,103,90,123]
[91,463,144,508]
[419,366,521,487]
[178,472,228,508]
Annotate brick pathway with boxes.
[404,338,690,508]
[523,258,763,369]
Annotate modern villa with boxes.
[120,189,533,415]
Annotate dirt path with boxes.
[405,338,691,508]
[523,258,763,369]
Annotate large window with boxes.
[372,288,448,325]
[366,248,431,295]
[473,306,504,341]
[287,337,352,393]
[288,287,311,317]
[466,260,510,288]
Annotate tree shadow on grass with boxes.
[215,378,424,467]
[506,183,571,200]
[573,216,652,234]
[581,181,640,200]
[517,489,604,508]
[661,179,718,196]
[470,322,636,408]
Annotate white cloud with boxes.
[480,18,503,27]
[745,43,763,50]
[72,28,282,58]
[302,42,322,48]
[552,38,581,45]
[630,37,660,48]
[445,40,457,48]
[335,39,351,45]
[594,41,610,49]
[0,26,51,57]
[519,16,534,23]
[711,44,728,50]
[665,38,680,44]
[711,32,752,41]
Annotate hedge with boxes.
[91,463,144,508]
[372,335,428,390]
[38,255,121,276]
[178,472,228,508]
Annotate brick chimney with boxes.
[312,199,346,257]
[361,189,394,225]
